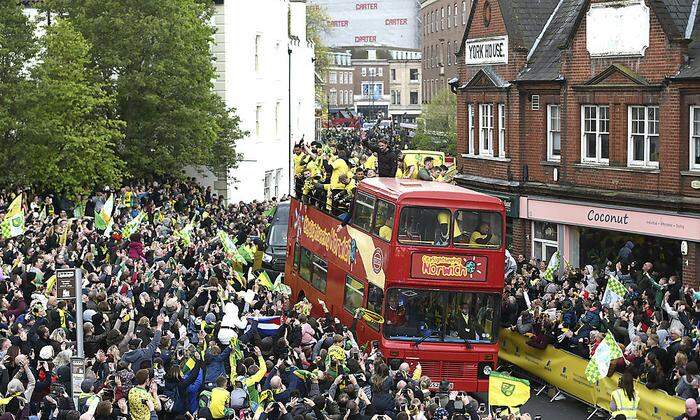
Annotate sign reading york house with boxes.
[465,36,508,65]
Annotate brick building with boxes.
[452,0,700,285]
[420,0,472,102]
[324,49,355,114]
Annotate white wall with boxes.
[191,0,315,203]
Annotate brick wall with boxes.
[683,241,698,288]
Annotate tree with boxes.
[19,20,124,197]
[307,4,330,105]
[411,87,457,156]
[0,1,37,184]
[42,0,243,178]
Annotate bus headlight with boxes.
[478,362,494,379]
[483,365,492,376]
[262,253,273,263]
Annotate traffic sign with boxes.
[56,269,77,300]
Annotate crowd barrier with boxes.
[498,329,685,420]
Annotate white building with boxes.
[189,0,316,203]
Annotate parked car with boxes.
[261,201,289,278]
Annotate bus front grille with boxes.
[411,360,477,381]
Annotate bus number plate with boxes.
[429,381,454,389]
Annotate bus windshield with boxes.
[453,210,502,249]
[383,289,499,344]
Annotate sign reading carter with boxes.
[465,36,508,65]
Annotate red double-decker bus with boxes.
[284,178,505,392]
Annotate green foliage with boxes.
[0,2,37,184]
[19,20,124,197]
[42,0,243,178]
[307,4,330,104]
[411,87,457,156]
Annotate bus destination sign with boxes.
[411,253,487,281]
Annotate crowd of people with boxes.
[293,126,453,217]
[0,177,538,420]
[502,250,699,419]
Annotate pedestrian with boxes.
[610,371,639,420]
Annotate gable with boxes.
[583,64,649,87]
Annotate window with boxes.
[462,1,467,24]
[531,95,540,110]
[628,106,659,168]
[263,170,272,199]
[368,67,376,77]
[311,254,327,292]
[410,68,419,81]
[361,67,367,77]
[454,3,458,26]
[372,200,395,241]
[329,90,337,106]
[391,69,396,81]
[447,5,451,28]
[581,105,610,164]
[351,192,375,232]
[274,168,282,197]
[453,210,502,249]
[255,105,262,138]
[377,67,383,77]
[479,104,494,156]
[343,276,365,314]
[447,43,452,65]
[293,243,300,270]
[366,284,383,330]
[329,71,337,84]
[384,289,499,343]
[441,7,444,30]
[391,90,401,105]
[410,91,418,105]
[498,104,506,158]
[691,106,700,171]
[362,82,382,99]
[254,34,261,72]
[532,221,558,263]
[398,207,450,246]
[299,247,312,281]
[468,104,475,155]
[349,72,353,84]
[547,105,561,161]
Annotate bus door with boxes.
[347,280,382,346]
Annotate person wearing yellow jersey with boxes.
[364,153,377,170]
[610,371,639,420]
[128,369,161,420]
[327,150,349,213]
[292,143,310,198]
[435,210,451,245]
[210,376,233,419]
[469,222,493,247]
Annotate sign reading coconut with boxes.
[465,36,508,65]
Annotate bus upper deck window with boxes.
[398,207,450,247]
[372,200,396,241]
[453,210,502,249]
[351,192,375,232]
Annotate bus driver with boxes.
[454,302,480,342]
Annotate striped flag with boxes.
[602,276,627,307]
[585,333,623,383]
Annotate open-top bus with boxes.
[284,178,505,392]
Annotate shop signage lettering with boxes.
[355,35,377,43]
[356,3,378,10]
[331,20,349,27]
[465,36,508,65]
[385,18,408,25]
[587,210,629,225]
[411,253,488,281]
[302,217,352,264]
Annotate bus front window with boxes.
[453,210,503,249]
[383,289,499,344]
[398,207,450,246]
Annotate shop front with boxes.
[520,197,700,284]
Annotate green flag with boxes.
[237,245,253,263]
[218,230,237,255]
[122,212,144,238]
[1,194,24,239]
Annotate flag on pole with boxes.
[1,194,24,239]
[585,332,624,383]
[122,212,144,239]
[218,230,237,255]
[237,245,253,263]
[175,222,194,246]
[258,271,274,290]
[601,276,627,307]
[488,372,530,407]
[94,194,114,235]
[257,271,291,296]
[542,251,561,281]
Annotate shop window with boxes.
[692,106,700,171]
[581,105,609,164]
[366,283,384,331]
[372,200,396,242]
[479,104,494,156]
[311,255,327,292]
[343,276,365,314]
[352,192,375,232]
[628,106,659,168]
[547,105,561,161]
[532,221,558,263]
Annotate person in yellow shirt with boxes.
[210,376,233,419]
[469,222,493,247]
[128,369,161,420]
[292,143,310,197]
[364,153,377,171]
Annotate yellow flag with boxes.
[488,372,530,407]
[258,271,273,290]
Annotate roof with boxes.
[519,0,698,82]
[676,0,700,78]
[359,178,505,209]
[498,0,561,50]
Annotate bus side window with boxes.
[366,283,384,331]
[311,255,327,293]
[343,276,364,314]
[299,247,312,282]
[351,192,375,232]
[293,243,300,270]
[372,200,396,242]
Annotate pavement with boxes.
[519,388,599,419]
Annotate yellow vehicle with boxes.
[402,150,446,167]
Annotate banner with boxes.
[498,329,685,420]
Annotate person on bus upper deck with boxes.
[469,222,493,247]
[417,157,434,181]
[362,137,397,177]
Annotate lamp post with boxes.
[288,46,293,197]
